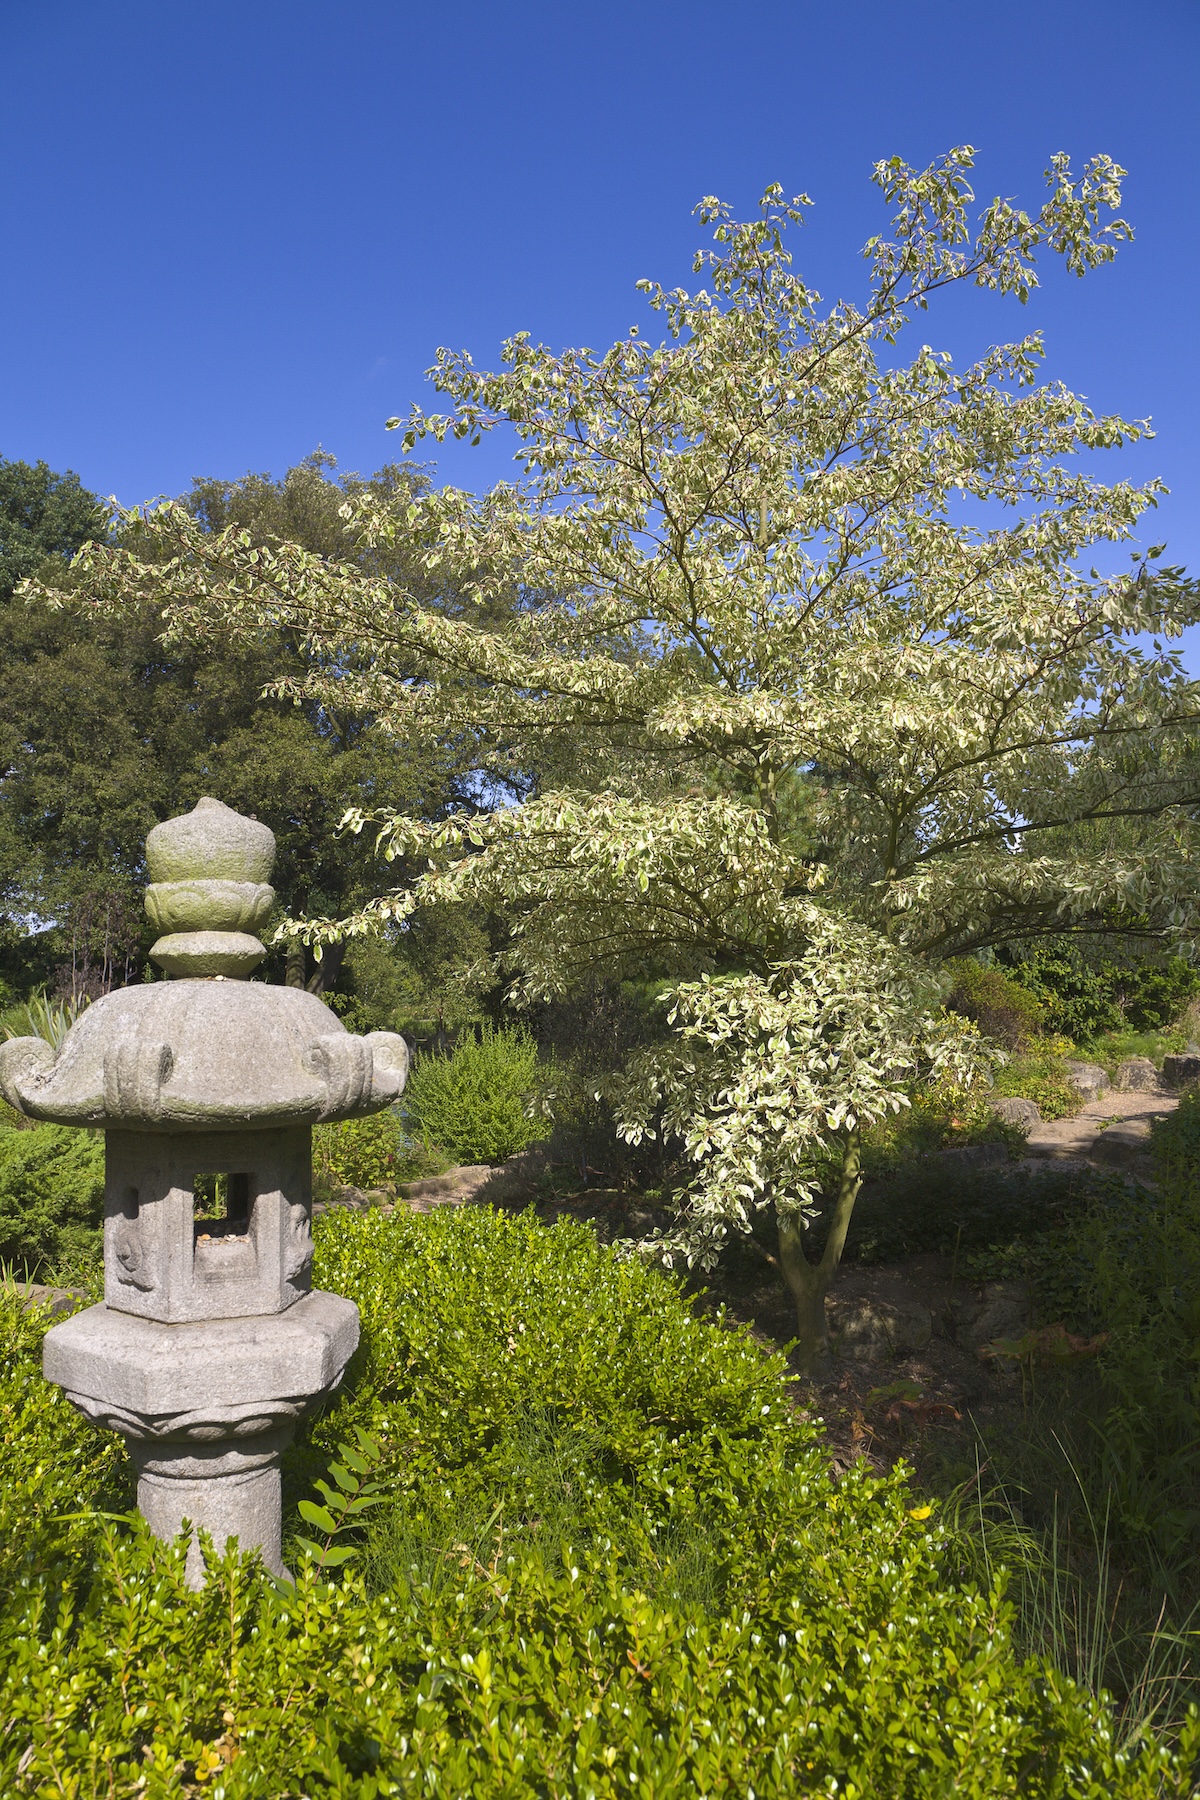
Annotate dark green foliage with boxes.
[529,978,672,1186]
[1152,1091,1200,1188]
[1,1207,1194,1795]
[945,957,1046,1048]
[403,1024,543,1164]
[844,1162,1091,1264]
[0,456,106,602]
[1008,946,1200,1040]
[962,1095,1200,1701]
[1030,1098,1200,1577]
[0,1120,104,1274]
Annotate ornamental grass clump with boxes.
[2,1206,1199,1794]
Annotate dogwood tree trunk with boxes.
[778,1130,863,1375]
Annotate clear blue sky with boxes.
[2,1,1197,596]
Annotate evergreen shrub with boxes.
[403,1023,543,1164]
[0,1119,104,1274]
[945,958,1046,1048]
[0,1207,1196,1794]
[1009,948,1200,1040]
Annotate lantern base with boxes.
[43,1289,360,1586]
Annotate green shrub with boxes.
[0,1120,104,1275]
[0,1207,1194,1796]
[945,957,1046,1048]
[992,1046,1083,1119]
[312,1109,449,1194]
[1008,947,1200,1040]
[403,1022,543,1164]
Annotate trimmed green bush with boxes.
[0,1119,104,1274]
[403,1023,543,1164]
[0,1207,1196,1794]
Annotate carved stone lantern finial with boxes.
[0,798,409,1586]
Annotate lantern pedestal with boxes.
[43,1274,361,1586]
[132,1433,292,1587]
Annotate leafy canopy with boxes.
[38,147,1200,1283]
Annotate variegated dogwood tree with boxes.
[43,147,1200,1367]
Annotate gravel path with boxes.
[1022,1085,1177,1166]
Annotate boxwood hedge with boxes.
[1,1206,1197,1797]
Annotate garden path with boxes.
[1020,1085,1177,1167]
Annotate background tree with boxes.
[44,148,1200,1364]
[0,452,487,1006]
[0,457,105,601]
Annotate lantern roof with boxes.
[0,798,408,1131]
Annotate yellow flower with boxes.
[907,1504,934,1521]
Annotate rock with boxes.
[16,1283,87,1318]
[400,1146,551,1212]
[827,1292,933,1364]
[1114,1056,1159,1093]
[936,1143,1008,1170]
[313,1184,391,1218]
[990,1096,1042,1133]
[947,1280,1032,1350]
[1093,1120,1152,1165]
[476,1145,551,1204]
[1160,1054,1200,1093]
[1064,1060,1110,1101]
[400,1165,494,1204]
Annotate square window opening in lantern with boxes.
[193,1172,252,1245]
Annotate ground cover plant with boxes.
[5,1203,1198,1796]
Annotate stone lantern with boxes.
[0,798,409,1586]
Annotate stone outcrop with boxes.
[1093,1120,1153,1165]
[1114,1056,1159,1092]
[1160,1053,1200,1093]
[826,1289,933,1363]
[1063,1060,1110,1101]
[989,1096,1042,1133]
